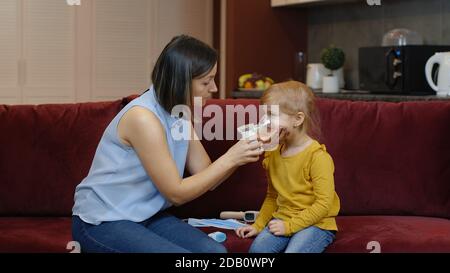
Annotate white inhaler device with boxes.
[237,115,279,151]
[237,116,270,140]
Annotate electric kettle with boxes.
[425,52,450,96]
[306,63,327,89]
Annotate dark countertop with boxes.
[232,89,450,102]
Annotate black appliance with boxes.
[359,45,450,95]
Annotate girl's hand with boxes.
[225,139,264,167]
[235,225,259,238]
[268,220,286,236]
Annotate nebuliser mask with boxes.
[237,115,279,151]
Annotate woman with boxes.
[72,35,264,253]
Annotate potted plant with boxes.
[320,45,345,93]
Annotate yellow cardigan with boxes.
[252,140,340,236]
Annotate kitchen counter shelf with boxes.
[231,90,450,102]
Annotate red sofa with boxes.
[1,96,450,253]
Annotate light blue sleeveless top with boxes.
[73,86,189,225]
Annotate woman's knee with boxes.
[197,238,227,253]
[211,243,228,253]
[71,216,120,253]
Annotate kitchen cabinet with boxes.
[93,0,213,102]
[0,0,75,104]
[0,0,212,104]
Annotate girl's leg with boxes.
[143,212,227,253]
[72,215,190,253]
[248,227,290,253]
[284,226,335,253]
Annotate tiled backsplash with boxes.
[307,0,450,89]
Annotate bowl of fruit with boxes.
[238,73,274,91]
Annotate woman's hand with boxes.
[235,225,259,238]
[268,219,286,236]
[225,139,264,167]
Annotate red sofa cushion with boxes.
[317,99,450,218]
[0,99,125,216]
[0,217,72,253]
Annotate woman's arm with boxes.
[186,123,211,175]
[118,106,262,206]
[186,124,237,190]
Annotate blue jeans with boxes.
[72,212,227,253]
[249,225,335,253]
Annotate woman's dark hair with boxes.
[151,35,218,113]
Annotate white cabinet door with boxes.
[0,0,75,104]
[92,0,151,100]
[92,0,213,101]
[0,0,21,104]
[153,0,213,56]
[0,0,213,104]
[22,0,76,104]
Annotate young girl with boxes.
[235,81,340,253]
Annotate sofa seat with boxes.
[1,216,449,253]
[200,216,450,253]
[328,216,450,253]
[0,217,72,253]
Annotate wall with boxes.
[224,0,308,97]
[307,0,450,90]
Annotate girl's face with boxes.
[191,63,218,106]
[263,104,305,142]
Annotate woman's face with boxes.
[192,63,218,106]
